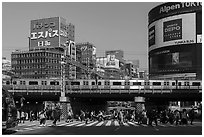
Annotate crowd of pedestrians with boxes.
[17,105,197,127]
[68,106,197,127]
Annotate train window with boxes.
[41,81,47,85]
[50,81,59,85]
[83,81,88,85]
[6,81,10,85]
[152,82,161,85]
[92,82,95,85]
[133,82,141,85]
[144,82,150,85]
[172,82,175,86]
[65,81,69,85]
[178,82,181,86]
[125,82,130,85]
[184,82,189,86]
[29,81,38,85]
[71,81,80,85]
[105,81,110,85]
[164,82,169,86]
[192,82,201,86]
[98,82,101,85]
[113,82,122,85]
[13,81,17,85]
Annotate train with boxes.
[8,78,202,90]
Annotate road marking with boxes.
[96,121,104,126]
[122,122,129,126]
[23,127,35,131]
[128,121,139,126]
[66,121,82,126]
[114,121,120,126]
[75,122,86,127]
[141,124,148,127]
[105,120,112,126]
[158,124,167,127]
[86,121,98,126]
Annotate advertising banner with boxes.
[96,56,119,69]
[148,2,202,24]
[149,13,196,51]
[60,17,69,48]
[163,19,182,42]
[30,17,60,49]
[106,55,119,69]
[172,52,179,65]
[148,26,155,47]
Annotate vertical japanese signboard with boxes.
[59,17,69,48]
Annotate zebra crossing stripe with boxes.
[75,122,86,127]
[57,122,70,126]
[128,121,139,126]
[23,127,35,131]
[122,122,129,126]
[105,120,112,126]
[86,121,98,126]
[114,121,120,126]
[141,124,148,127]
[96,121,104,126]
[66,121,82,126]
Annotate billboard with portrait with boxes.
[149,13,196,51]
[30,17,60,49]
[105,55,120,69]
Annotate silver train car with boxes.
[8,78,202,91]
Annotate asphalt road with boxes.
[3,120,202,135]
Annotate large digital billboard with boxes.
[149,13,196,51]
[30,17,60,49]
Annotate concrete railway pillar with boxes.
[134,96,145,113]
[60,96,71,120]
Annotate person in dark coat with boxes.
[52,105,61,126]
[188,106,195,125]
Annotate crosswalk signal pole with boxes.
[60,54,69,120]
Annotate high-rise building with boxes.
[11,17,76,79]
[75,42,96,79]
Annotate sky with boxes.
[2,2,162,71]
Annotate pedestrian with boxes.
[118,110,124,124]
[21,111,25,123]
[66,110,72,123]
[168,110,175,124]
[90,111,94,121]
[26,112,29,121]
[149,109,158,126]
[52,105,61,126]
[181,109,188,125]
[113,110,118,121]
[30,111,35,122]
[142,110,147,124]
[174,110,180,125]
[85,111,89,124]
[188,106,195,125]
[80,110,85,122]
[98,111,104,121]
[39,110,46,126]
[17,110,20,124]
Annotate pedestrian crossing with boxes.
[15,120,202,132]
